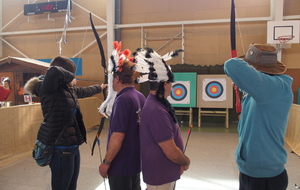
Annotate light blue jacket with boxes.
[224,58,293,177]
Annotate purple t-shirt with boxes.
[140,93,184,185]
[107,86,146,176]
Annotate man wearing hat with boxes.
[224,43,293,190]
[99,42,146,190]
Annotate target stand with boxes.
[175,107,193,127]
[171,83,193,126]
[167,73,197,127]
[198,108,229,128]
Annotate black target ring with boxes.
[205,81,223,99]
[171,83,187,101]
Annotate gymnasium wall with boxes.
[1,0,300,97]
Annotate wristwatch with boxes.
[103,159,111,165]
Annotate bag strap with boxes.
[54,88,78,145]
[54,124,69,145]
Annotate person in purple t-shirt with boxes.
[134,47,190,190]
[99,42,146,190]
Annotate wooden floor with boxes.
[0,121,299,190]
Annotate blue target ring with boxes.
[205,81,223,98]
[171,84,187,101]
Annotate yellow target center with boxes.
[212,87,217,93]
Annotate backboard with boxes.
[267,20,300,44]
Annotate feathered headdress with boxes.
[132,47,183,83]
[98,41,134,117]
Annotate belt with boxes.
[55,145,79,149]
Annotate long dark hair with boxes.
[151,81,177,123]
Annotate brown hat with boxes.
[241,43,287,75]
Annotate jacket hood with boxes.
[24,76,43,96]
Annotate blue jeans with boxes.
[50,146,80,190]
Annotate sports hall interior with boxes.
[0,0,300,189]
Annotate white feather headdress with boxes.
[133,47,183,83]
[98,41,134,118]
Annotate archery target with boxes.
[168,81,190,104]
[202,78,226,101]
[171,83,187,100]
[205,81,223,98]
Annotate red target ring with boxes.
[171,84,187,101]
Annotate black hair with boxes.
[150,81,177,123]
[50,56,76,74]
[3,78,11,84]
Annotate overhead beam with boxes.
[0,37,29,58]
[1,15,300,37]
[0,26,106,36]
[72,32,107,58]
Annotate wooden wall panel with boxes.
[0,97,102,165]
[1,0,300,83]
[284,0,300,16]
[286,69,300,104]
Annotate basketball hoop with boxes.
[277,35,294,50]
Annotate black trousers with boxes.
[239,169,288,190]
[108,173,141,190]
